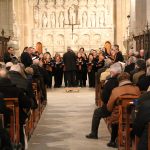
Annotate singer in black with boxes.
[63,46,77,87]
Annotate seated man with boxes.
[132,90,150,150]
[86,62,122,139]
[0,68,32,149]
[86,72,141,147]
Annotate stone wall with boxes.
[31,0,114,55]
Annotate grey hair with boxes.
[128,56,137,64]
[104,58,112,67]
[146,58,150,76]
[10,64,27,79]
[110,62,123,74]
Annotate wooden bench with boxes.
[0,113,4,128]
[0,98,20,145]
[25,81,47,140]
[117,95,139,150]
[95,76,105,107]
[148,122,150,150]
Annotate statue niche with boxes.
[33,6,39,28]
[90,11,96,28]
[82,12,88,28]
[42,12,48,28]
[58,12,65,28]
[46,0,55,8]
[50,12,56,28]
[68,5,78,24]
[56,0,64,6]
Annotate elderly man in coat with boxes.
[86,71,141,148]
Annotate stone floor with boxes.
[28,87,116,150]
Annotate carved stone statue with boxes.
[39,0,46,6]
[50,12,56,28]
[90,11,96,27]
[59,12,65,28]
[42,13,48,28]
[79,0,88,6]
[56,0,64,6]
[99,10,105,27]
[88,0,96,6]
[46,0,55,8]
[33,6,39,28]
[68,5,77,24]
[82,12,88,28]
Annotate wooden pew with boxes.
[148,122,150,150]
[0,113,4,128]
[25,81,47,140]
[0,98,20,145]
[117,95,139,150]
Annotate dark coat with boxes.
[63,51,77,71]
[101,76,119,104]
[133,92,150,150]
[8,71,28,90]
[137,75,150,91]
[0,78,32,124]
[124,63,135,74]
[3,52,18,63]
[21,52,33,67]
[114,51,124,62]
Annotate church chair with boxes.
[0,113,4,128]
[32,82,40,127]
[95,75,105,107]
[0,98,20,145]
[117,95,139,150]
[148,122,150,150]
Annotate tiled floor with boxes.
[28,88,116,150]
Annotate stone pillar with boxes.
[146,0,150,24]
[24,0,30,46]
[115,0,130,54]
[135,0,146,35]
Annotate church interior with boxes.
[0,0,150,150]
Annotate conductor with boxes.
[63,46,77,87]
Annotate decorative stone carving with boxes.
[79,0,88,6]
[82,11,88,28]
[81,34,90,45]
[88,0,97,6]
[90,11,96,27]
[50,12,56,28]
[46,0,55,8]
[39,0,46,6]
[44,34,53,45]
[42,12,48,28]
[59,11,65,28]
[56,0,64,6]
[73,34,79,44]
[68,5,78,24]
[32,0,114,54]
[93,34,101,44]
[56,34,64,46]
[34,6,39,28]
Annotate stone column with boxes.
[146,0,150,24]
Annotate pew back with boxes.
[0,98,19,144]
[117,95,139,150]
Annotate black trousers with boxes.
[54,70,63,87]
[111,124,118,142]
[65,71,76,87]
[88,71,95,87]
[91,105,111,136]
